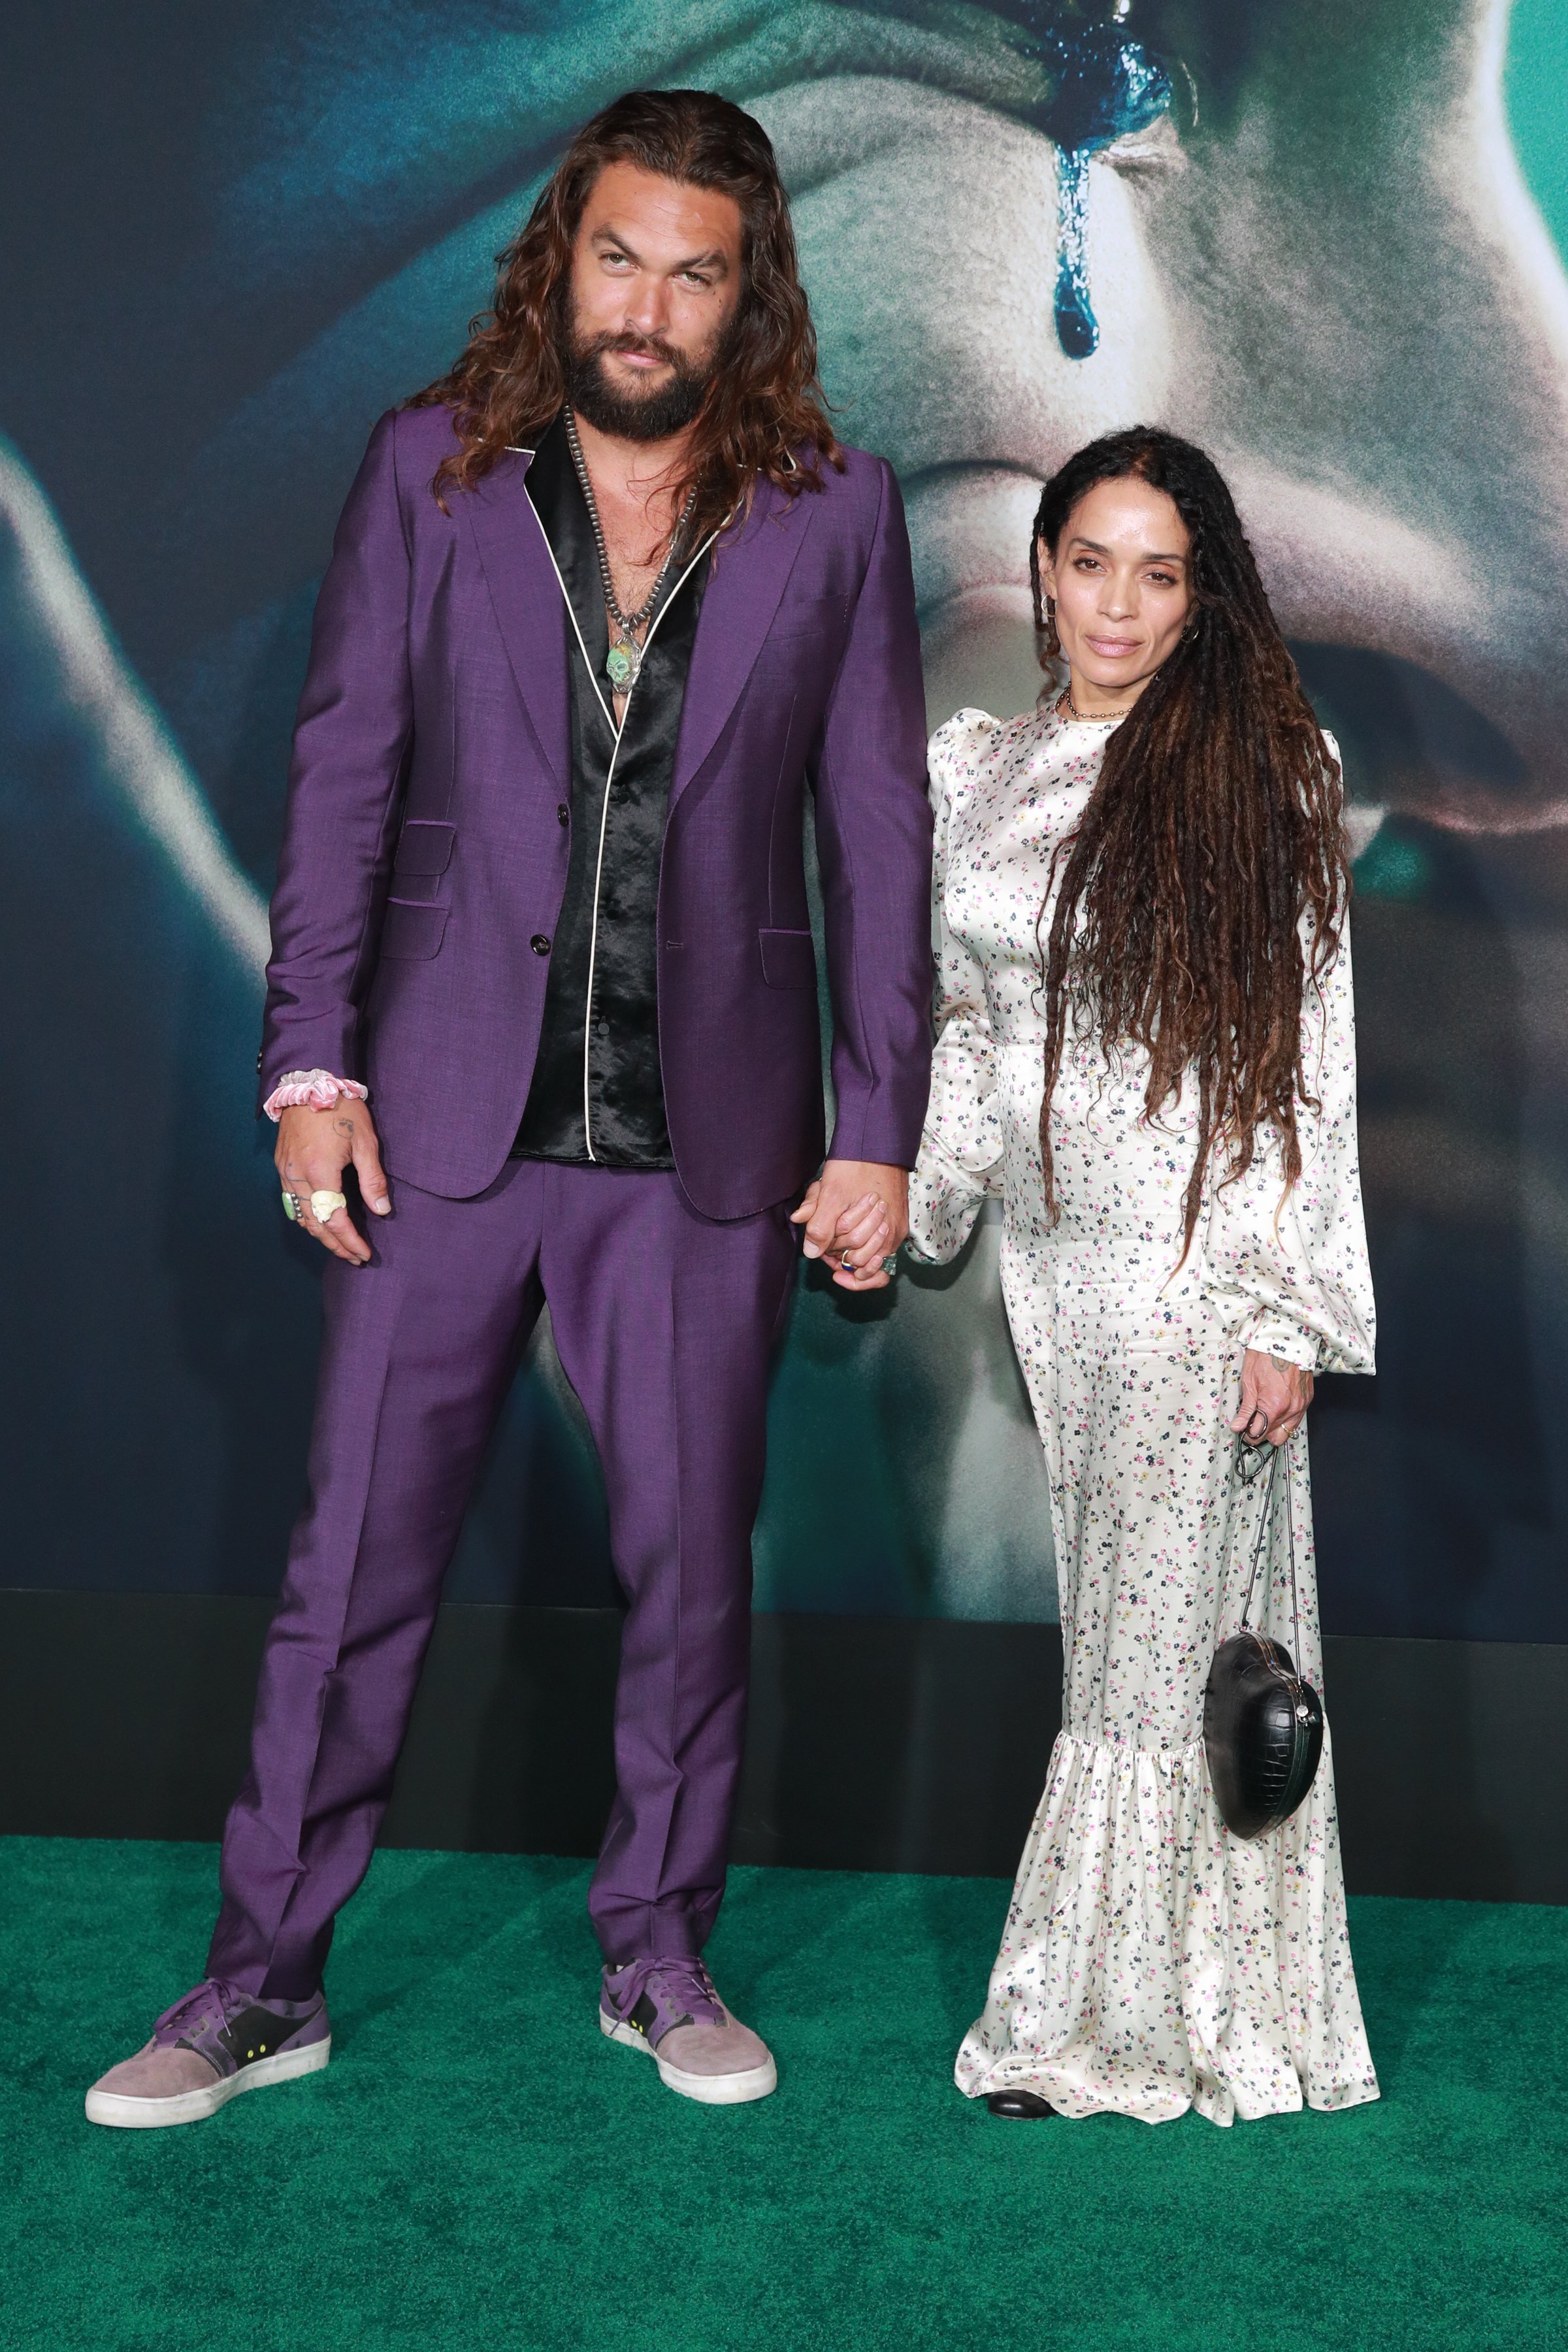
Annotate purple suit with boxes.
[209,404,933,1995]
[259,404,932,1211]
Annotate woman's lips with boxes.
[1082,635,1141,657]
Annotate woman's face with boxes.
[1039,476,1193,701]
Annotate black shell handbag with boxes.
[1203,1438,1324,1840]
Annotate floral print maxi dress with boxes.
[907,702,1379,2127]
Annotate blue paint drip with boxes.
[999,9,1175,358]
[1054,146,1097,359]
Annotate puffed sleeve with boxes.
[906,714,1007,1264]
[1201,902,1377,1376]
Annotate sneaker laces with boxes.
[614,1953,725,2029]
[151,1978,244,2044]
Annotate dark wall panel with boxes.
[3,1591,1563,1903]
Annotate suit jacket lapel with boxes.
[672,477,814,809]
[465,448,570,794]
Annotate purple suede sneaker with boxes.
[599,1955,776,2105]
[84,1978,331,2129]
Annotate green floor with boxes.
[4,1841,1567,2351]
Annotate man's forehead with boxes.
[581,163,742,244]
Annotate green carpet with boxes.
[3,1842,1566,2351]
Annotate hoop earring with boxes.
[1041,593,1060,659]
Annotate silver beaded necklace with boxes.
[563,406,697,694]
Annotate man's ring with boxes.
[280,1191,299,1222]
[310,1189,348,1225]
[840,1251,856,1271]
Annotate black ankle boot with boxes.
[987,2089,1056,2120]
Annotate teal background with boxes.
[1509,0,1568,256]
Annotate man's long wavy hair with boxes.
[1030,427,1349,1261]
[408,88,840,538]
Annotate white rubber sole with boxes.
[599,2010,777,2105]
[84,2035,331,2129]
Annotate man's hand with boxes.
[790,1160,909,1291]
[1229,1348,1315,1446]
[275,1098,391,1266]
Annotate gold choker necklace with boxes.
[1061,688,1132,724]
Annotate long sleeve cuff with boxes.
[1239,1316,1323,1373]
[906,1132,1003,1264]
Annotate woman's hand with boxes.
[791,1162,909,1290]
[1228,1348,1314,1446]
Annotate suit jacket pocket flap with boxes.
[381,900,450,961]
[393,821,456,877]
[759,926,817,989]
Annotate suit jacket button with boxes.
[531,934,551,956]
[557,804,570,828]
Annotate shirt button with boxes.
[557,804,569,828]
[531,934,551,956]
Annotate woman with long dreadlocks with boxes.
[908,427,1379,2127]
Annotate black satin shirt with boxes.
[512,414,711,1168]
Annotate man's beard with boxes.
[561,317,725,442]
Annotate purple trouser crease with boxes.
[208,1158,795,1998]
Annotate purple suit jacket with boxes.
[261,402,934,1218]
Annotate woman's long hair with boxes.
[1031,427,1349,1259]
[407,88,840,538]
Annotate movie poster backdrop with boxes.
[3,0,1567,1640]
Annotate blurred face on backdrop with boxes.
[1039,476,1193,709]
[561,161,745,442]
[13,1,1568,1629]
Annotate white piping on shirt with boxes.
[518,463,717,1162]
[517,459,617,740]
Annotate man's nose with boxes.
[623,276,672,340]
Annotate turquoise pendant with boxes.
[606,636,640,693]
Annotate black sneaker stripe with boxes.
[214,2006,312,2069]
[627,1993,693,2045]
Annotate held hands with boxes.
[1229,1348,1315,1447]
[276,1100,391,1266]
[790,1160,909,1291]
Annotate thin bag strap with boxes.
[1236,1435,1305,1661]
[1284,1439,1303,1663]
[1236,1441,1275,1629]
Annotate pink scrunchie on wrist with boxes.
[263,1070,370,1123]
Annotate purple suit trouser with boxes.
[206,1158,797,1999]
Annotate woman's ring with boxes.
[881,1256,900,1278]
[310,1188,348,1224]
[280,1192,299,1222]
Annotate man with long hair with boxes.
[86,89,932,2125]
